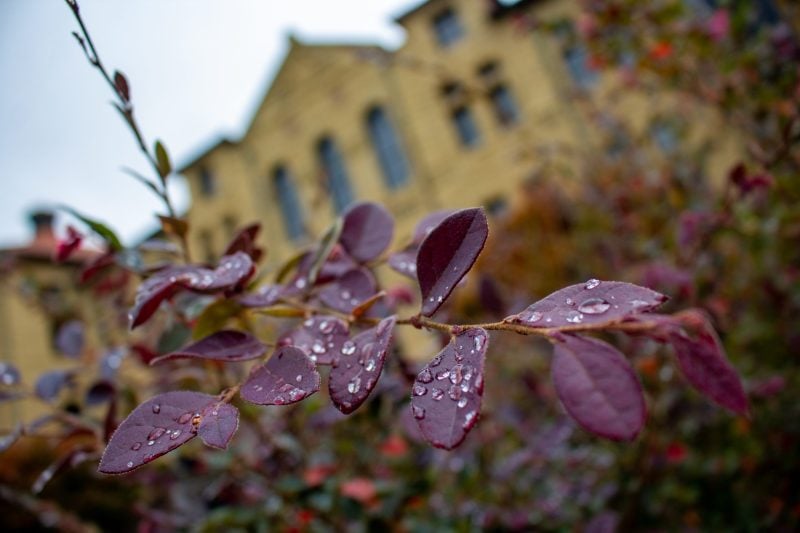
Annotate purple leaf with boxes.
[318,268,378,314]
[417,208,488,316]
[55,320,85,358]
[0,362,21,386]
[240,346,320,406]
[668,315,748,415]
[223,222,262,261]
[413,210,456,243]
[237,284,284,308]
[114,70,130,102]
[387,245,418,279]
[129,252,255,328]
[196,401,239,449]
[279,315,350,365]
[128,266,191,328]
[410,328,488,449]
[185,252,255,292]
[339,202,394,262]
[551,334,646,441]
[86,380,116,406]
[99,391,236,474]
[329,316,396,414]
[505,280,668,328]
[150,330,267,366]
[35,370,74,402]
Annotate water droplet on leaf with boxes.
[578,298,611,315]
[584,278,601,290]
[412,405,426,419]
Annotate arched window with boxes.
[366,106,410,189]
[273,165,306,241]
[317,137,354,213]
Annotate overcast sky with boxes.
[0,0,414,248]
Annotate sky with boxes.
[0,0,415,248]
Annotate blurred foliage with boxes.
[2,0,799,530]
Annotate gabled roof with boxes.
[240,36,389,139]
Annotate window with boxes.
[564,46,598,90]
[317,137,355,213]
[199,167,216,197]
[432,8,464,47]
[366,106,410,189]
[273,165,306,241]
[452,106,481,147]
[489,85,520,126]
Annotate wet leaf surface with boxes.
[505,280,668,328]
[410,328,488,449]
[240,346,320,406]
[150,330,267,365]
[129,252,254,328]
[238,284,284,308]
[387,245,418,279]
[329,316,396,414]
[99,391,235,474]
[551,334,646,441]
[669,314,748,415]
[416,208,488,316]
[279,316,350,365]
[318,267,378,313]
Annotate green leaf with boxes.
[155,140,171,178]
[192,299,242,340]
[307,217,343,287]
[60,206,123,251]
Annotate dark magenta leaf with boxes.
[55,320,85,358]
[318,268,378,314]
[551,334,646,441]
[505,279,668,328]
[329,316,396,414]
[410,328,488,449]
[196,401,239,449]
[0,362,21,386]
[55,225,83,262]
[237,284,284,308]
[99,391,229,474]
[669,314,748,415]
[35,370,74,402]
[185,252,255,292]
[129,252,255,329]
[86,380,116,406]
[278,315,350,365]
[223,222,262,262]
[128,266,194,328]
[240,346,320,406]
[413,209,456,244]
[339,201,394,263]
[149,330,267,366]
[113,70,130,102]
[387,245,418,279]
[417,208,488,316]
